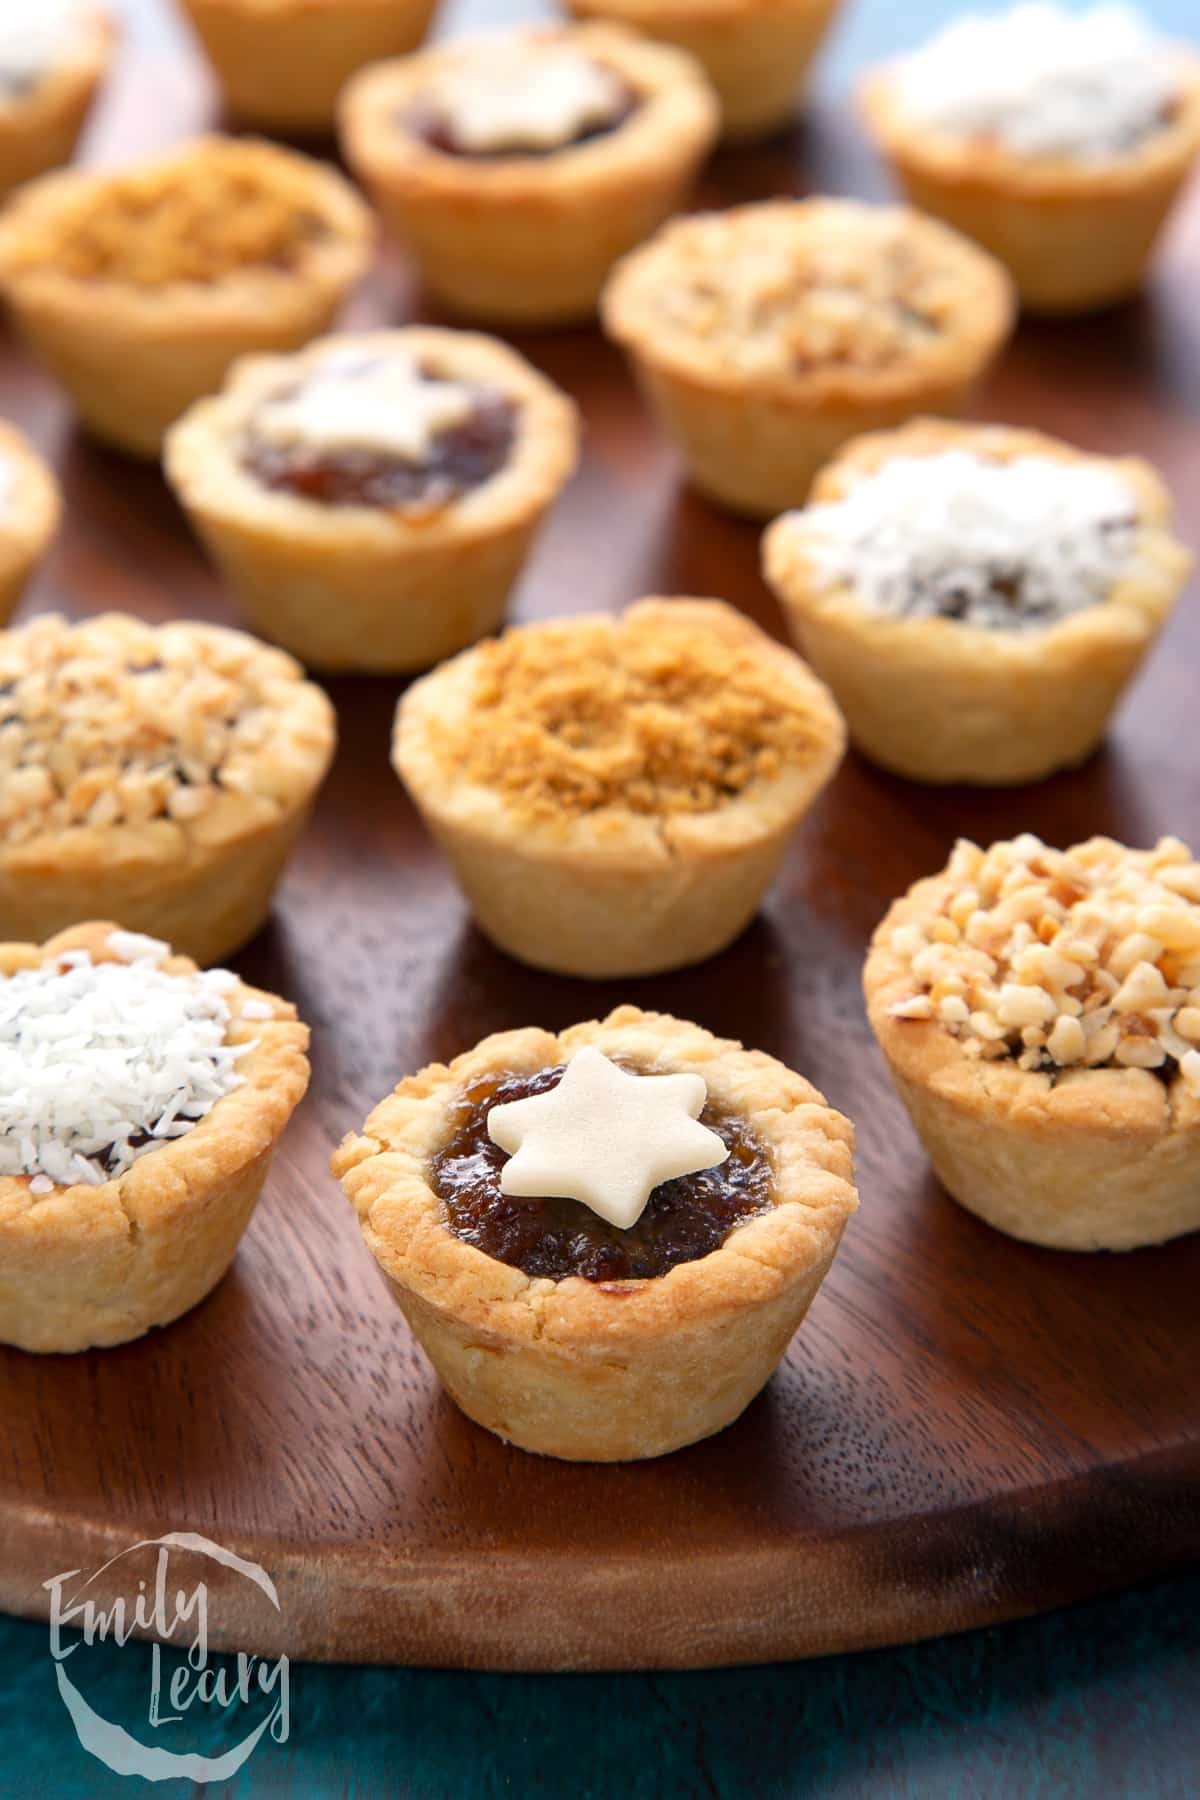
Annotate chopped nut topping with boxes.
[2,139,332,287]
[616,200,997,380]
[428,604,835,823]
[0,614,307,845]
[886,833,1200,1088]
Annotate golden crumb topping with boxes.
[2,140,337,287]
[428,603,835,823]
[608,199,1010,381]
[886,834,1200,1086]
[0,613,324,844]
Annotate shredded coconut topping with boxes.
[614,201,1004,381]
[1,139,335,286]
[886,834,1200,1087]
[251,349,478,464]
[793,449,1140,629]
[891,4,1180,161]
[425,42,629,154]
[0,0,82,95]
[0,614,302,847]
[427,603,833,823]
[0,938,249,1188]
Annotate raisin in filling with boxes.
[241,366,517,512]
[403,80,638,160]
[897,510,1137,628]
[430,1063,773,1283]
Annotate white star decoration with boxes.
[486,1046,729,1231]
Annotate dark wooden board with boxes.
[1,35,1199,1671]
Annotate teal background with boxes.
[2,2,1198,1794]
[3,1568,1200,1797]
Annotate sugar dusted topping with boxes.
[2,139,334,287]
[890,4,1180,161]
[794,449,1140,629]
[424,42,630,154]
[0,933,249,1188]
[0,614,309,846]
[251,349,478,464]
[620,201,996,380]
[887,834,1200,1087]
[430,605,832,823]
[0,0,82,94]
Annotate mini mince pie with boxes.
[333,1007,857,1460]
[860,3,1200,314]
[0,422,61,627]
[393,598,846,978]
[165,329,579,673]
[178,0,439,134]
[0,1,115,199]
[0,135,374,456]
[601,198,1015,518]
[865,834,1200,1252]
[338,23,718,326]
[762,420,1192,785]
[0,922,309,1352]
[0,613,336,965]
[565,0,841,143]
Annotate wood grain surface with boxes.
[1,24,1199,1671]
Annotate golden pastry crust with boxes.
[860,51,1200,313]
[566,0,840,142]
[0,4,115,199]
[0,422,61,626]
[165,328,579,673]
[333,1006,857,1460]
[339,23,718,326]
[393,597,846,978]
[762,419,1192,784]
[0,135,374,455]
[0,920,310,1352]
[0,612,336,964]
[864,835,1200,1251]
[179,0,438,132]
[601,199,1015,517]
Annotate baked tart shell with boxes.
[860,56,1200,315]
[763,420,1194,785]
[338,24,719,327]
[165,329,580,674]
[179,0,439,132]
[0,922,310,1352]
[0,616,337,966]
[865,883,1200,1250]
[0,137,375,457]
[333,1007,857,1460]
[601,206,1015,519]
[566,0,841,142]
[0,5,115,200]
[392,599,846,979]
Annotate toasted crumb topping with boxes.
[611,201,1001,380]
[2,140,334,286]
[0,614,315,845]
[886,834,1200,1087]
[429,604,833,822]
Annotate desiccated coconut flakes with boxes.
[0,937,249,1188]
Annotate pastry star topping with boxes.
[486,1046,729,1231]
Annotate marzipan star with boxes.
[486,1045,729,1230]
